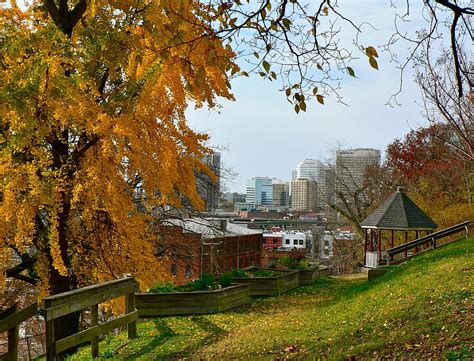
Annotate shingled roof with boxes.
[360,187,437,230]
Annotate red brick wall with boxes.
[156,226,202,285]
[156,226,263,284]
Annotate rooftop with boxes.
[162,217,262,239]
[360,187,437,231]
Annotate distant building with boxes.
[246,177,273,207]
[262,231,307,250]
[271,181,290,208]
[291,178,317,211]
[158,218,263,283]
[296,159,329,207]
[318,230,355,259]
[197,151,221,211]
[335,148,381,197]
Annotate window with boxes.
[285,239,290,245]
[171,264,177,277]
[293,240,298,245]
[273,239,278,244]
[185,266,192,278]
[299,240,304,245]
[187,246,193,257]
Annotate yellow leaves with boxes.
[0,0,236,303]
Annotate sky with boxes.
[186,1,438,193]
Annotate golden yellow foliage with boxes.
[0,1,235,298]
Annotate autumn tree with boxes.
[386,123,473,227]
[0,0,382,349]
[1,0,240,346]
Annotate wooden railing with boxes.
[386,221,471,264]
[0,302,38,360]
[43,276,139,360]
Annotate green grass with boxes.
[68,237,473,360]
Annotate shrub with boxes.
[279,250,309,270]
[219,272,234,288]
[148,282,175,293]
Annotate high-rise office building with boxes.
[335,148,381,197]
[246,177,273,206]
[296,159,328,207]
[291,178,317,210]
[272,181,290,207]
[197,151,221,211]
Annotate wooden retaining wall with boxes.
[297,267,319,285]
[319,265,331,276]
[135,283,250,317]
[233,269,299,296]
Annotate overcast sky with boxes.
[186,1,439,193]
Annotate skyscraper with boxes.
[245,177,273,206]
[335,148,381,197]
[291,178,317,210]
[197,151,221,211]
[296,159,328,207]
[271,180,290,208]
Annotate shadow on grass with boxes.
[156,316,229,360]
[125,319,176,360]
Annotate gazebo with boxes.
[360,187,437,267]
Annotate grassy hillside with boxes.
[69,237,473,360]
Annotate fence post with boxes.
[126,293,136,339]
[432,237,436,249]
[91,304,99,357]
[6,304,19,361]
[45,309,55,361]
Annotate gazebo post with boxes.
[415,230,419,253]
[377,229,382,263]
[364,229,368,266]
[391,230,394,248]
[404,231,408,257]
[370,229,373,251]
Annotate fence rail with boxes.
[43,276,139,361]
[386,221,470,263]
[0,302,38,360]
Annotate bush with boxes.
[193,273,216,290]
[219,272,234,288]
[230,269,248,278]
[148,282,175,293]
[149,273,231,293]
[279,250,309,270]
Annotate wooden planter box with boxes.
[135,283,250,317]
[318,265,331,276]
[297,267,319,285]
[232,268,299,296]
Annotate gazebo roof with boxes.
[360,187,437,230]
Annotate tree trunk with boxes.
[49,269,80,359]
[48,182,80,359]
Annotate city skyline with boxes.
[186,1,433,193]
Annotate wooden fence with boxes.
[0,302,38,360]
[386,221,471,264]
[43,276,139,360]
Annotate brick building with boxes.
[157,218,263,284]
